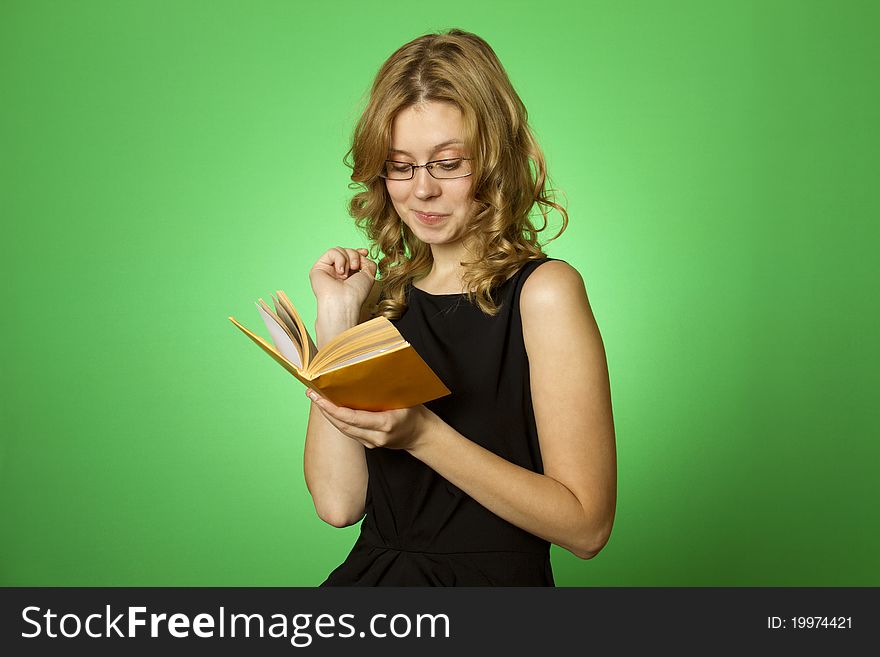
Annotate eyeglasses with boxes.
[378,157,473,180]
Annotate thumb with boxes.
[359,257,378,277]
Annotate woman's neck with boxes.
[418,241,469,293]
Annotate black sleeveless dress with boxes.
[320,257,559,586]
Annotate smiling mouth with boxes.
[413,211,449,225]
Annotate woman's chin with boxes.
[415,231,463,248]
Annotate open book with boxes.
[229,290,450,411]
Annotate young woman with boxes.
[303,29,616,586]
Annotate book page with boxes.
[260,298,301,352]
[276,291,317,370]
[271,296,304,353]
[316,335,406,373]
[256,302,303,368]
[307,316,403,376]
[229,316,312,386]
[316,343,409,374]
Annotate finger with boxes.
[309,391,354,426]
[315,405,375,444]
[315,248,348,278]
[306,388,384,433]
[314,395,388,431]
[310,394,389,444]
[315,405,348,433]
[359,256,378,278]
[330,247,351,276]
[313,395,357,426]
[343,248,361,271]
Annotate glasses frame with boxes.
[378,157,473,181]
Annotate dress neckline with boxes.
[409,260,545,298]
[410,285,467,297]
[411,276,513,298]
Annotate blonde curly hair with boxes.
[344,28,568,319]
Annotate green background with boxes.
[2,0,877,586]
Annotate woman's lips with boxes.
[413,211,448,225]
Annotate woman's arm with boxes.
[302,248,377,528]
[309,260,617,558]
[411,260,616,558]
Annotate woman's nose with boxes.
[412,166,441,199]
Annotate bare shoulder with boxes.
[520,259,602,355]
[520,260,590,315]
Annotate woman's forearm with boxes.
[304,405,367,527]
[408,414,612,559]
[302,309,368,527]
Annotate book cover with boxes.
[229,290,451,411]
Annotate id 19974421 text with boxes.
[767,616,852,630]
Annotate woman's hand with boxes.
[305,389,437,452]
[309,247,377,310]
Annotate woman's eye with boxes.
[438,159,461,170]
[390,163,411,172]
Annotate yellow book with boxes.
[229,290,450,411]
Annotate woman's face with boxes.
[385,101,477,251]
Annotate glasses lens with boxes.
[384,161,413,179]
[382,158,472,180]
[429,158,471,179]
